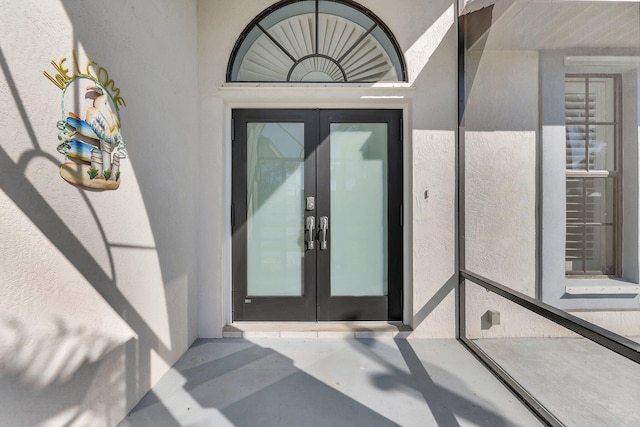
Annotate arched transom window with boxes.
[227,0,407,83]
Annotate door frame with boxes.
[231,108,403,321]
[220,86,414,326]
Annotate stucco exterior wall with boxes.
[464,50,538,295]
[463,47,640,339]
[463,50,540,338]
[407,0,458,337]
[0,1,198,425]
[197,0,459,338]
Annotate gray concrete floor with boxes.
[475,337,640,427]
[119,338,542,427]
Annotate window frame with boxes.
[540,52,640,309]
[226,0,407,83]
[564,73,623,278]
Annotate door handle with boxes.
[319,216,329,250]
[305,216,315,250]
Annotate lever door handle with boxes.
[319,216,329,250]
[305,216,315,250]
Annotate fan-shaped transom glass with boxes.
[227,0,407,83]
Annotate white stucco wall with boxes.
[197,0,459,338]
[463,50,540,338]
[463,46,640,338]
[407,0,458,337]
[464,50,538,294]
[0,1,198,425]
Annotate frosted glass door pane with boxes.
[247,123,304,296]
[330,123,388,296]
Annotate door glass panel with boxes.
[247,123,305,296]
[330,123,388,296]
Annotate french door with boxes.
[232,109,402,321]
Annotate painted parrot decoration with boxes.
[84,85,124,175]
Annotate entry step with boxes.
[223,322,412,339]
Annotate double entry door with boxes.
[232,109,402,321]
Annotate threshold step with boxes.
[223,322,412,339]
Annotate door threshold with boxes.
[223,321,412,339]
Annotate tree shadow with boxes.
[122,338,400,427]
[349,338,518,427]
[121,337,537,426]
[0,316,131,426]
[0,0,194,418]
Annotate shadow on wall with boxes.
[57,0,199,348]
[0,317,130,427]
[405,0,457,130]
[0,0,197,424]
[0,43,156,425]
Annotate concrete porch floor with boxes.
[475,337,640,426]
[119,338,543,427]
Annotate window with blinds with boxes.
[565,75,621,276]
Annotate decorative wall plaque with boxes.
[44,50,127,190]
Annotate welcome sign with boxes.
[44,50,128,190]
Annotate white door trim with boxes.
[219,84,415,327]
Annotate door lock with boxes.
[305,197,315,211]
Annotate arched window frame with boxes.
[226,0,407,83]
